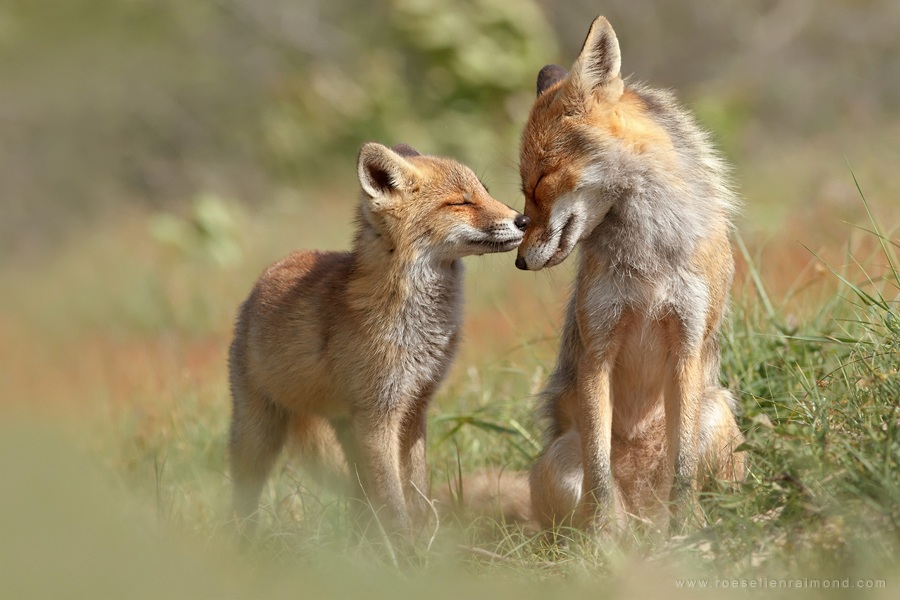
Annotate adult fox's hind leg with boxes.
[699,389,746,482]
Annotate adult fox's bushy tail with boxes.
[434,468,535,530]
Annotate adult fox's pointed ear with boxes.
[536,64,568,97]
[357,142,418,207]
[571,16,623,99]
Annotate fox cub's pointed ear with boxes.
[572,16,623,98]
[536,64,568,97]
[390,143,421,158]
[358,142,418,204]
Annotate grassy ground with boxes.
[1,180,898,599]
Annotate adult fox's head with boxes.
[358,142,529,261]
[516,16,675,270]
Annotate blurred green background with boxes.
[3,0,899,258]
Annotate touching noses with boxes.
[513,213,530,270]
[514,213,531,232]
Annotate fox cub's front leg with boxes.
[351,406,411,534]
[399,399,430,528]
[348,398,431,539]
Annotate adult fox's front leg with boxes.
[663,315,706,532]
[573,310,628,534]
[574,353,615,531]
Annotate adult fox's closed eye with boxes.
[516,16,747,533]
[228,142,527,538]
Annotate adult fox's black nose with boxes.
[514,214,530,231]
[515,256,528,270]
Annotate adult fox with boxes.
[516,16,746,533]
[228,142,528,537]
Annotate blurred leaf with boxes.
[150,193,244,268]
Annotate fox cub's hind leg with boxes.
[289,413,349,489]
[228,384,289,530]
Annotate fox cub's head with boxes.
[358,142,528,261]
[516,16,673,270]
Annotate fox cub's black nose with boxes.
[514,214,530,231]
[515,256,528,270]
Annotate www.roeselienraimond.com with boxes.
[675,578,887,589]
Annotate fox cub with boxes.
[228,142,528,535]
[516,17,746,532]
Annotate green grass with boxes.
[2,189,899,599]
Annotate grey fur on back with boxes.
[587,79,739,278]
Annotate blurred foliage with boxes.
[0,0,557,256]
[261,0,556,176]
[2,0,899,258]
[150,194,243,268]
